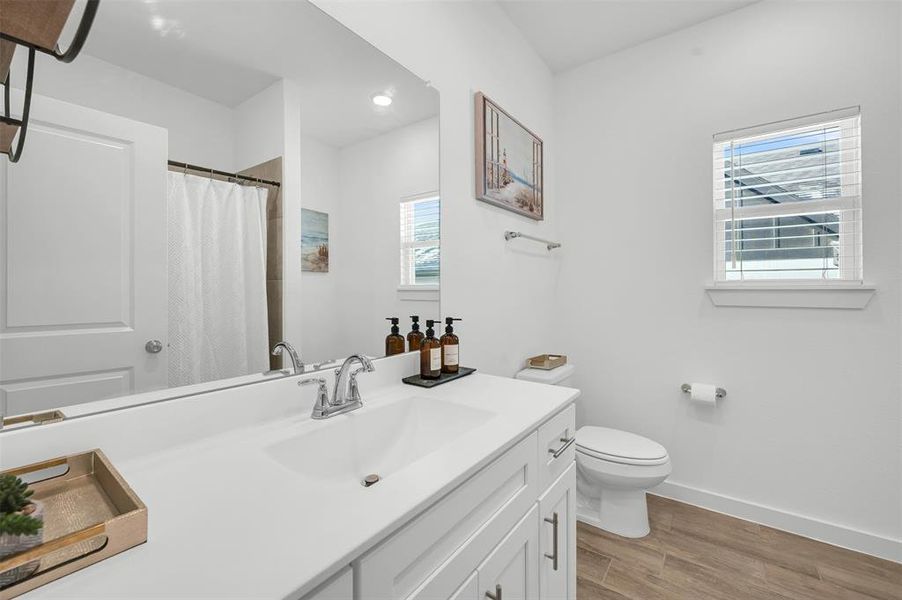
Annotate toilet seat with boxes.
[576,426,669,466]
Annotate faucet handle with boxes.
[298,377,328,409]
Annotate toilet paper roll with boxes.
[689,383,718,405]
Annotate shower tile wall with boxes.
[240,157,283,370]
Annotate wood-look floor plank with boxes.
[577,575,631,599]
[763,562,881,600]
[578,522,666,576]
[816,563,902,600]
[576,495,900,600]
[578,546,613,587]
[661,553,791,600]
[665,498,820,578]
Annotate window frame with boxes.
[712,107,863,287]
[399,191,440,290]
[706,107,874,309]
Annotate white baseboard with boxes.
[652,480,902,564]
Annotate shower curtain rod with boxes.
[168,160,281,188]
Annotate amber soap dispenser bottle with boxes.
[407,315,425,351]
[385,317,406,356]
[420,319,442,379]
[440,317,461,374]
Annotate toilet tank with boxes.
[515,363,575,386]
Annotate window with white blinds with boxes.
[399,193,440,286]
[713,107,861,283]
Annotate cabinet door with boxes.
[449,571,479,600]
[539,464,576,600]
[477,506,539,600]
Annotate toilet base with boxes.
[576,486,651,539]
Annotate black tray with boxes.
[402,367,476,388]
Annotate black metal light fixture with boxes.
[0,0,100,163]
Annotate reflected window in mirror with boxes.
[399,193,441,288]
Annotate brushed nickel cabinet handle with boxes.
[544,511,559,571]
[548,436,575,459]
[485,584,502,600]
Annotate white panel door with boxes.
[477,506,539,600]
[0,93,168,417]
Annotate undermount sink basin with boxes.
[265,396,494,485]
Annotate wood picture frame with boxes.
[474,92,544,220]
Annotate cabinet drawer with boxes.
[537,403,576,491]
[358,433,538,600]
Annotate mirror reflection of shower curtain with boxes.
[167,172,270,387]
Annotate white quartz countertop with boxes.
[21,373,578,599]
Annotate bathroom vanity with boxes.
[0,355,578,599]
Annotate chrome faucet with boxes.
[297,355,375,420]
[272,341,304,374]
[332,354,374,411]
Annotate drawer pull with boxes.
[544,511,559,570]
[486,584,502,600]
[548,436,575,459]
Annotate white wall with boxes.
[296,118,439,362]
[10,52,236,169]
[298,135,343,361]
[554,1,901,557]
[234,81,285,171]
[316,0,559,377]
[336,117,440,359]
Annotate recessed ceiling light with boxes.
[372,94,393,107]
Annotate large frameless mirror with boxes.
[0,0,440,430]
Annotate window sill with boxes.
[397,285,439,302]
[705,284,876,309]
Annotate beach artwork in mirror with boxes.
[0,1,439,430]
[301,209,329,273]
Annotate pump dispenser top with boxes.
[385,317,405,356]
[407,315,425,352]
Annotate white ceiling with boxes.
[499,0,758,73]
[83,1,438,147]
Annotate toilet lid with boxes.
[576,426,668,465]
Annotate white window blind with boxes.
[712,107,861,283]
[399,193,440,286]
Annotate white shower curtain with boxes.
[167,172,270,387]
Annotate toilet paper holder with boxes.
[681,383,727,399]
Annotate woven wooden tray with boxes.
[0,450,147,599]
[526,354,567,370]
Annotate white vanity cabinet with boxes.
[353,403,577,600]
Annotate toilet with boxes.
[515,363,671,539]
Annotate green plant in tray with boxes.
[0,474,41,536]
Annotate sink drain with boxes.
[362,474,381,487]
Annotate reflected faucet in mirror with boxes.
[272,342,304,375]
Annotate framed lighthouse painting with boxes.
[474,92,544,220]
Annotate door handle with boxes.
[145,340,163,354]
[485,584,502,600]
[544,511,559,571]
[548,436,575,459]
